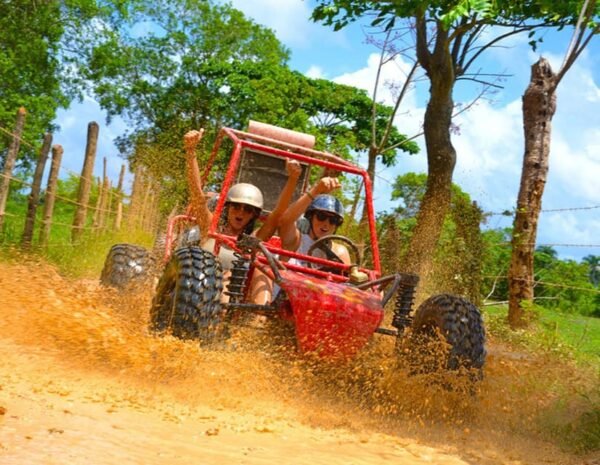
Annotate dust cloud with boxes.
[0,258,597,464]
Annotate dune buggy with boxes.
[134,121,485,375]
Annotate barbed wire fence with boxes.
[0,108,161,251]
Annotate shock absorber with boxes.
[391,274,419,335]
[224,251,251,304]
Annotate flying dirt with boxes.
[0,258,597,465]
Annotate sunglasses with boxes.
[313,211,343,226]
[228,202,259,215]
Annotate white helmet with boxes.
[226,183,264,210]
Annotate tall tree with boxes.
[0,1,66,165]
[0,0,131,166]
[508,0,599,328]
[312,0,591,291]
[80,1,418,209]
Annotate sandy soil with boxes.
[0,258,598,465]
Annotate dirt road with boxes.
[0,259,596,464]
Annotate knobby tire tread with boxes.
[149,246,224,344]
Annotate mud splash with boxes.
[0,258,597,465]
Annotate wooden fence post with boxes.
[126,165,144,230]
[92,176,102,230]
[115,202,123,231]
[98,157,110,230]
[71,121,99,243]
[39,145,63,247]
[0,107,27,233]
[22,132,52,248]
[114,164,125,230]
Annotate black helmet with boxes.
[305,194,344,225]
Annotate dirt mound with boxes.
[0,258,597,464]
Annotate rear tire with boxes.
[149,246,224,344]
[410,294,486,375]
[100,243,153,289]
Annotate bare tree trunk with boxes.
[359,146,378,227]
[72,122,99,242]
[0,107,27,233]
[39,145,63,247]
[402,21,456,291]
[508,58,557,328]
[22,133,52,248]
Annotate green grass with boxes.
[1,194,154,277]
[483,303,600,362]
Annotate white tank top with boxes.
[201,238,237,271]
[287,233,315,268]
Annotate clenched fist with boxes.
[184,129,205,153]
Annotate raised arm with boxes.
[278,176,341,251]
[184,129,212,236]
[255,159,302,241]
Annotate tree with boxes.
[0,0,131,167]
[0,1,66,166]
[78,1,418,213]
[508,0,599,327]
[583,255,600,287]
[312,0,592,292]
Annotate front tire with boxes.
[149,246,224,344]
[410,294,486,375]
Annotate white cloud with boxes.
[226,0,347,49]
[305,65,325,79]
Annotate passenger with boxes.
[184,129,301,271]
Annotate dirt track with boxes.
[0,258,598,465]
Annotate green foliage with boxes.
[0,0,132,166]
[0,0,66,166]
[534,250,599,317]
[481,238,600,317]
[74,0,418,217]
[312,1,598,32]
[583,255,600,287]
[480,227,513,300]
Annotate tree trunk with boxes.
[22,133,52,248]
[39,145,63,247]
[359,145,378,227]
[0,107,27,233]
[402,24,456,292]
[72,122,99,242]
[508,58,557,328]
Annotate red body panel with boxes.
[277,269,384,359]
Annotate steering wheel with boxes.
[305,235,362,272]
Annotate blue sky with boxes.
[53,0,599,261]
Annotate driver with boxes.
[184,129,302,270]
[278,177,351,267]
